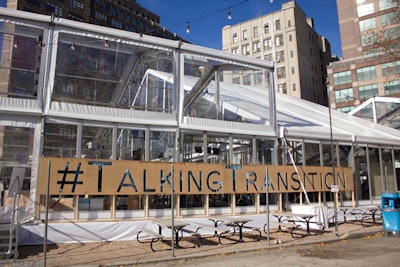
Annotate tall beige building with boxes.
[222,0,332,106]
[327,0,400,115]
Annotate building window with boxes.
[337,106,354,113]
[382,61,400,76]
[361,32,378,46]
[264,38,272,49]
[333,71,352,85]
[357,3,374,17]
[278,83,287,94]
[233,33,238,43]
[253,26,259,37]
[231,47,239,54]
[242,44,250,55]
[359,18,376,31]
[275,19,281,30]
[276,51,285,62]
[243,74,251,85]
[289,34,292,42]
[277,67,286,79]
[264,53,273,61]
[383,27,400,41]
[291,67,295,75]
[288,20,291,27]
[379,0,397,11]
[111,18,123,29]
[253,41,261,53]
[334,88,354,103]
[290,50,294,58]
[254,72,263,84]
[94,11,107,22]
[359,84,378,99]
[363,48,380,56]
[69,0,84,9]
[292,83,296,91]
[384,80,400,95]
[275,35,284,47]
[264,23,269,34]
[243,30,248,40]
[46,2,63,17]
[381,12,397,26]
[356,66,377,81]
[233,77,240,84]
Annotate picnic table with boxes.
[340,206,381,226]
[153,218,189,248]
[210,216,253,242]
[272,212,317,236]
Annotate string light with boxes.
[227,10,232,20]
[186,22,190,33]
[104,40,109,47]
[70,43,75,50]
[171,0,250,35]
[13,41,18,48]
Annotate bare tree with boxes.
[371,2,400,61]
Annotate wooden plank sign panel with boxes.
[38,157,354,195]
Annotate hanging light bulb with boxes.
[270,0,274,3]
[104,40,109,48]
[227,10,232,20]
[13,41,19,49]
[70,43,75,50]
[186,22,190,33]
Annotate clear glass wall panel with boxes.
[322,143,333,166]
[235,193,255,206]
[231,137,251,164]
[305,142,320,166]
[150,131,175,161]
[116,129,145,160]
[368,147,383,199]
[182,133,206,163]
[79,125,113,215]
[81,125,112,159]
[182,52,269,123]
[0,126,34,212]
[382,148,395,192]
[355,147,369,200]
[180,195,204,208]
[209,194,231,208]
[43,123,77,158]
[0,22,43,99]
[339,145,352,201]
[395,149,400,191]
[54,33,174,111]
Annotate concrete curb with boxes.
[103,230,383,267]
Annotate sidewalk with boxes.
[1,221,383,267]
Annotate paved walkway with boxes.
[1,220,384,267]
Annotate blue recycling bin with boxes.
[381,192,400,236]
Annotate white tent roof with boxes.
[147,69,400,147]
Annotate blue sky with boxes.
[137,0,342,57]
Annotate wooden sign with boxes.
[38,157,354,195]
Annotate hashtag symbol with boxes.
[57,162,84,193]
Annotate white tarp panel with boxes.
[46,102,177,127]
[182,116,276,137]
[0,98,42,115]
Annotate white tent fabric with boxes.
[146,69,400,146]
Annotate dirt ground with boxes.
[1,222,383,267]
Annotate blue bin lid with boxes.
[382,192,400,198]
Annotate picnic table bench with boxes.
[189,222,232,245]
[136,228,165,252]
